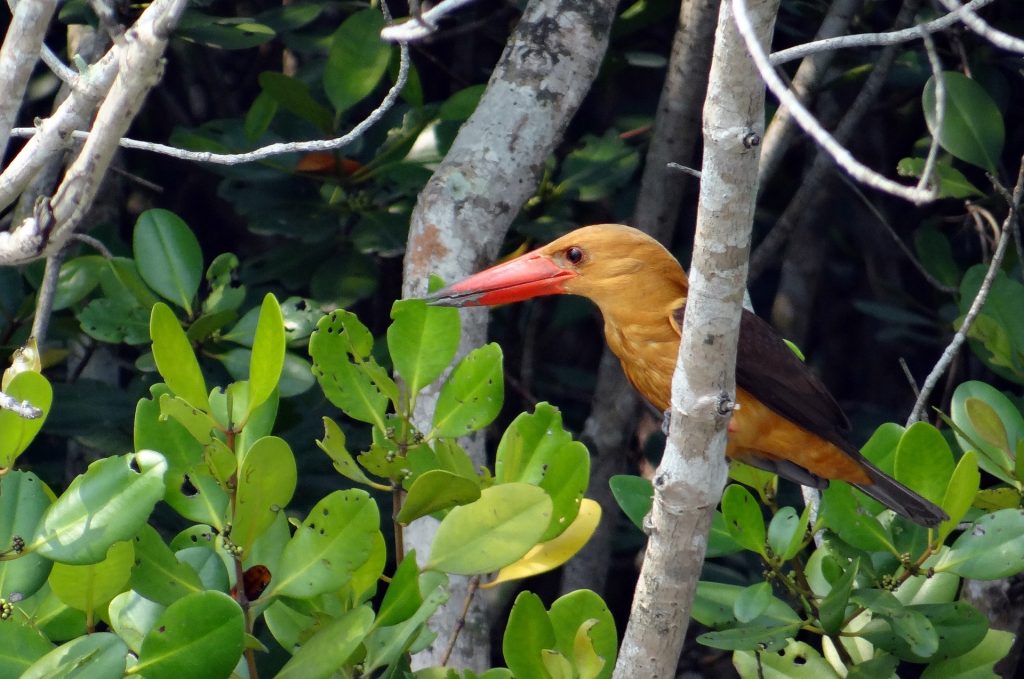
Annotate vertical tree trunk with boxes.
[613,1,780,675]
[400,0,619,669]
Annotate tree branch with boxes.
[937,0,1024,54]
[0,0,60,157]
[613,0,778,674]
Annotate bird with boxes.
[425,223,947,527]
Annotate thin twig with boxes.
[0,390,43,418]
[30,248,66,347]
[380,0,480,42]
[937,0,1024,55]
[770,0,996,65]
[907,156,1024,425]
[439,575,480,666]
[732,0,936,205]
[915,27,944,195]
[72,233,113,258]
[667,162,702,179]
[836,173,957,293]
[899,357,922,399]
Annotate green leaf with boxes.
[697,621,802,652]
[0,619,53,678]
[176,10,276,50]
[108,590,165,653]
[495,403,590,540]
[427,483,552,575]
[151,303,210,412]
[894,422,954,505]
[129,525,203,606]
[934,508,1024,579]
[937,451,980,543]
[708,511,744,558]
[733,640,840,679]
[276,606,375,679]
[21,634,127,679]
[375,551,422,627]
[309,310,388,429]
[271,489,380,599]
[52,255,104,311]
[248,293,286,415]
[0,371,52,467]
[609,475,653,530]
[913,224,962,287]
[733,581,773,623]
[0,472,52,599]
[923,72,1004,172]
[728,462,778,506]
[820,482,897,554]
[556,131,639,202]
[503,592,556,679]
[957,268,1024,386]
[549,590,616,679]
[78,297,151,344]
[159,393,218,444]
[316,416,387,489]
[766,506,808,561]
[30,451,167,564]
[721,484,766,556]
[232,436,297,555]
[692,581,801,630]
[257,71,333,133]
[397,470,482,524]
[438,84,486,121]
[920,628,1014,678]
[362,575,448,671]
[861,601,986,662]
[387,298,460,396]
[134,209,203,314]
[133,591,245,679]
[324,9,391,115]
[897,158,984,199]
[49,540,134,614]
[202,252,245,315]
[818,558,858,634]
[951,380,1022,484]
[431,343,504,438]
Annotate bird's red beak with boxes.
[425,252,576,308]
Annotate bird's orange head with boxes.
[425,224,688,319]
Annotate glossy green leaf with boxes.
[728,461,778,506]
[734,640,839,679]
[257,71,332,132]
[692,581,801,630]
[164,469,228,529]
[175,545,230,592]
[897,157,984,199]
[609,474,652,530]
[202,252,245,315]
[309,310,388,429]
[427,483,552,575]
[388,298,460,396]
[957,269,1024,387]
[78,297,151,344]
[51,255,104,311]
[0,620,53,678]
[937,451,980,543]
[503,591,556,679]
[135,384,202,473]
[21,633,127,679]
[108,590,165,653]
[49,540,134,613]
[697,621,802,652]
[920,628,1014,678]
[0,371,52,468]
[151,303,209,411]
[439,84,486,121]
[98,256,160,309]
[495,403,589,540]
[324,9,391,115]
[248,293,286,415]
[232,436,296,555]
[923,72,1004,172]
[734,581,773,623]
[894,422,954,505]
[316,416,387,489]
[820,482,897,554]
[14,582,86,641]
[158,393,217,444]
[861,601,986,662]
[721,484,766,556]
[398,470,482,524]
[375,551,422,627]
[129,524,203,606]
[951,380,1019,483]
[708,511,744,558]
[767,506,808,561]
[431,343,504,438]
[0,471,51,599]
[818,558,858,634]
[344,530,387,607]
[362,575,448,671]
[550,590,616,679]
[271,489,380,599]
[134,209,203,314]
[934,508,1024,579]
[133,591,245,679]
[30,451,167,564]
[276,606,375,679]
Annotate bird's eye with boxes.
[566,246,584,264]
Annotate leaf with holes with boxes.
[431,343,503,438]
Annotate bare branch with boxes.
[907,156,1024,425]
[0,390,43,418]
[0,0,60,157]
[7,42,410,167]
[938,0,1024,54]
[380,0,480,42]
[915,27,944,195]
[5,0,78,86]
[30,249,65,346]
[733,0,936,205]
[770,0,997,65]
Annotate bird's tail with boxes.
[853,459,949,528]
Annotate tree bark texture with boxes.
[613,1,780,675]
[400,0,619,670]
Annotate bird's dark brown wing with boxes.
[671,307,851,448]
